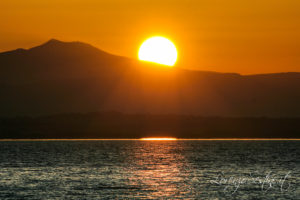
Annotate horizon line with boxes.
[0,138,299,141]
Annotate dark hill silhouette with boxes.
[0,39,131,83]
[1,113,299,139]
[0,39,300,117]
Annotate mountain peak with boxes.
[27,39,68,52]
[45,38,62,44]
[39,38,68,48]
[42,38,90,47]
[29,39,100,53]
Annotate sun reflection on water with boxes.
[128,141,193,198]
[140,137,177,141]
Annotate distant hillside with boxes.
[1,113,299,139]
[0,39,300,117]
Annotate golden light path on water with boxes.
[128,138,191,198]
[140,137,178,141]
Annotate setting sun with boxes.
[138,36,177,66]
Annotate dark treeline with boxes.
[0,112,299,139]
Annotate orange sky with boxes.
[1,0,300,74]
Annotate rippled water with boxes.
[0,140,299,199]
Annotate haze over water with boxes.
[0,140,299,199]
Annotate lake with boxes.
[0,140,299,199]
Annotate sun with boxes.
[138,36,178,66]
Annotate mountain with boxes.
[0,39,131,83]
[1,39,300,117]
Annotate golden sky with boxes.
[1,0,300,74]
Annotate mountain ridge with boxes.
[1,39,300,77]
[0,39,300,117]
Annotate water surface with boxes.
[0,140,299,199]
